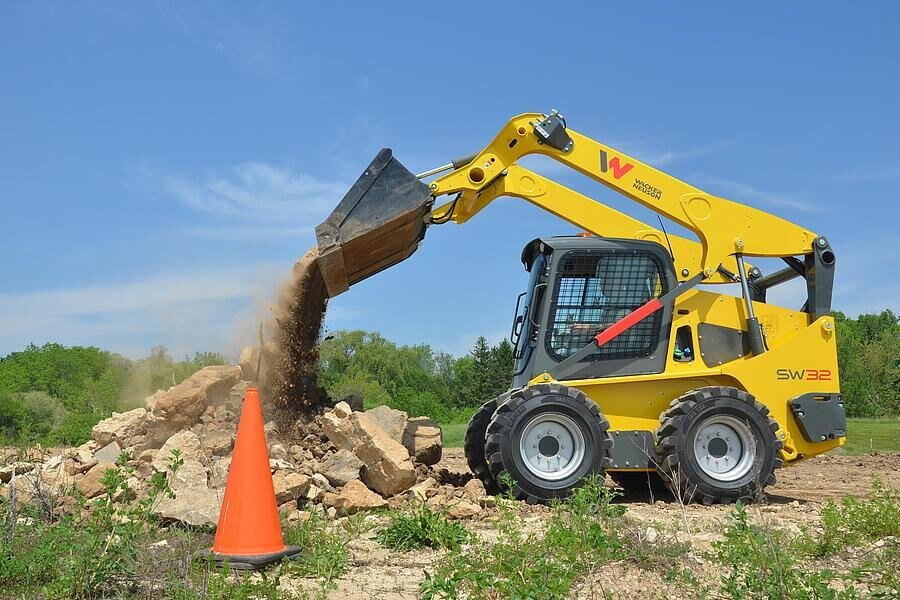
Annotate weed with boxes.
[282,511,350,598]
[376,502,471,551]
[0,449,180,599]
[798,479,899,558]
[848,539,899,598]
[712,502,856,600]
[165,560,301,600]
[340,511,377,539]
[420,476,626,600]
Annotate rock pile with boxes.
[1,356,489,526]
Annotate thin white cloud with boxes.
[0,269,266,318]
[690,175,823,214]
[154,162,347,223]
[828,164,900,183]
[174,225,315,241]
[630,141,736,168]
[831,237,900,316]
[0,266,284,359]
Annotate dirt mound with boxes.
[264,246,331,436]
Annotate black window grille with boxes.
[545,250,668,361]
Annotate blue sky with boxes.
[1,1,898,360]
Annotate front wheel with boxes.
[484,384,613,504]
[655,386,782,504]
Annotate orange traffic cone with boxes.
[205,387,300,569]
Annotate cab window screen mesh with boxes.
[546,251,667,361]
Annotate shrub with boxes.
[282,512,351,597]
[0,451,180,599]
[712,502,853,600]
[420,477,627,600]
[376,502,470,551]
[797,480,899,558]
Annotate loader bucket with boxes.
[315,148,433,297]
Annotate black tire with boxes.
[484,383,613,504]
[655,386,782,505]
[609,471,670,499]
[464,393,509,495]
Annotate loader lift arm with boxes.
[427,111,819,284]
[315,110,836,329]
[431,163,742,285]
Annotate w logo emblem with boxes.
[599,150,634,179]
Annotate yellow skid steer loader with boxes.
[314,110,843,504]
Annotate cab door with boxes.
[533,239,676,380]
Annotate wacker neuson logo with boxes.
[599,150,633,179]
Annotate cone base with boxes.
[199,545,301,570]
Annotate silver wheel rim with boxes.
[519,412,586,481]
[692,415,756,482]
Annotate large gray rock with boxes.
[154,487,221,527]
[209,457,232,488]
[152,457,220,526]
[153,430,204,472]
[272,472,311,504]
[93,441,122,465]
[197,426,234,457]
[365,405,408,444]
[149,365,241,437]
[167,459,208,492]
[91,408,152,449]
[333,479,387,515]
[320,449,362,487]
[322,409,416,497]
[403,417,443,466]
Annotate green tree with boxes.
[0,343,226,445]
[489,339,515,395]
[834,310,899,417]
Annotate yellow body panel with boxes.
[530,295,841,467]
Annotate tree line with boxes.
[317,331,515,423]
[0,310,896,446]
[0,345,225,445]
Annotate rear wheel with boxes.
[464,393,508,494]
[655,386,782,504]
[485,384,613,504]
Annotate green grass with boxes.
[444,418,900,453]
[440,423,467,448]
[842,418,900,454]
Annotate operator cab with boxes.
[511,236,677,387]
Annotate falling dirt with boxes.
[263,246,331,437]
